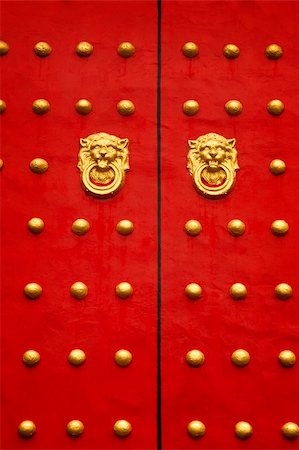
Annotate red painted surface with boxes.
[161,1,299,449]
[0,1,157,449]
[1,1,299,449]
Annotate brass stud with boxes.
[114,349,132,367]
[271,220,289,236]
[24,283,42,299]
[76,41,93,57]
[185,283,202,300]
[115,282,133,299]
[23,350,40,367]
[227,219,245,236]
[275,283,292,300]
[185,220,202,236]
[265,44,283,59]
[29,158,48,174]
[75,99,92,115]
[66,420,84,437]
[34,41,52,57]
[0,99,7,114]
[117,100,135,116]
[182,42,199,58]
[269,159,286,175]
[186,349,205,367]
[182,100,199,116]
[68,349,86,366]
[267,99,284,115]
[18,420,36,438]
[235,421,253,439]
[225,100,242,116]
[70,282,88,299]
[231,349,250,367]
[187,420,206,438]
[32,99,50,115]
[0,159,3,170]
[27,217,45,234]
[278,350,296,368]
[116,220,134,236]
[223,44,240,59]
[113,419,132,437]
[230,283,247,300]
[0,40,9,55]
[72,218,90,235]
[118,42,135,58]
[281,422,299,440]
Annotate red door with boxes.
[1,1,298,449]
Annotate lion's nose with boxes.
[209,149,217,157]
[100,150,107,156]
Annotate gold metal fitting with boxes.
[115,282,133,299]
[227,219,245,236]
[70,282,88,299]
[235,421,253,439]
[187,420,206,438]
[281,422,299,440]
[18,420,36,438]
[223,44,240,59]
[23,350,40,367]
[117,100,135,116]
[182,42,199,58]
[0,159,3,170]
[32,99,50,115]
[0,40,9,55]
[184,220,202,236]
[265,44,283,59]
[186,349,205,367]
[275,283,292,300]
[118,42,135,58]
[231,349,250,367]
[278,350,296,368]
[182,100,199,116]
[30,158,48,174]
[68,349,86,366]
[114,349,132,367]
[76,41,93,57]
[267,99,284,115]
[34,42,52,57]
[271,220,289,236]
[75,99,92,115]
[225,100,242,115]
[72,219,90,235]
[66,420,84,437]
[269,159,286,175]
[185,283,202,300]
[113,419,132,437]
[0,99,7,114]
[27,217,45,234]
[230,283,247,300]
[116,220,134,235]
[24,283,42,299]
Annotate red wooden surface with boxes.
[1,1,299,449]
[0,1,157,449]
[161,1,299,449]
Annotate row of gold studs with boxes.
[0,98,286,116]
[17,419,299,440]
[25,217,290,238]
[23,281,293,301]
[21,348,296,368]
[0,40,284,60]
[0,157,288,176]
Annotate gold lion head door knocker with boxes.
[187,132,239,198]
[78,132,129,198]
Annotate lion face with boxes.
[89,138,118,170]
[199,139,227,172]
